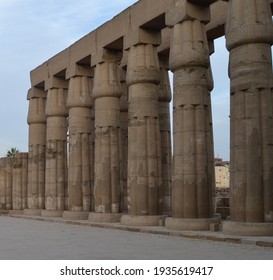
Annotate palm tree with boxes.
[6,147,19,158]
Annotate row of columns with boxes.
[0,154,28,211]
[24,0,273,235]
[26,47,173,225]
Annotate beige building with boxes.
[215,158,230,189]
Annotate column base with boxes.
[41,210,63,217]
[121,215,166,226]
[165,217,219,231]
[8,210,24,215]
[23,209,42,216]
[63,211,89,220]
[88,213,122,223]
[222,221,273,236]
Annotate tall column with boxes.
[42,77,68,217]
[63,65,94,220]
[119,67,129,213]
[165,0,218,230]
[158,57,172,216]
[25,88,46,216]
[0,157,12,211]
[88,49,123,223]
[121,28,163,226]
[0,158,6,210]
[12,153,28,211]
[223,0,273,236]
[207,42,216,215]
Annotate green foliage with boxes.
[6,147,20,158]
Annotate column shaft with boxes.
[170,19,214,219]
[27,89,46,210]
[120,68,129,213]
[226,0,273,223]
[45,87,68,212]
[12,153,28,210]
[158,62,172,215]
[93,61,122,214]
[127,44,162,216]
[67,75,93,213]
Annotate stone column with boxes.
[42,77,68,217]
[119,67,129,213]
[0,158,12,211]
[121,29,163,226]
[24,88,46,216]
[63,65,94,220]
[158,57,172,216]
[207,42,217,215]
[12,153,28,211]
[223,0,273,236]
[165,0,218,230]
[0,158,6,210]
[5,158,12,210]
[88,49,123,223]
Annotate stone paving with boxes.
[0,215,272,260]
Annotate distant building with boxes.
[215,157,230,189]
[215,158,230,219]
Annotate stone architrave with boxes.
[223,0,273,236]
[63,66,94,220]
[42,78,68,217]
[121,29,164,226]
[25,88,47,216]
[165,0,218,230]
[89,50,123,223]
[158,57,172,216]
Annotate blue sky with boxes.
[0,0,230,159]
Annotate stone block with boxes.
[66,64,93,79]
[124,28,161,50]
[63,211,89,220]
[222,221,273,236]
[88,213,122,223]
[121,215,164,226]
[91,49,122,67]
[166,0,211,26]
[166,217,219,231]
[210,223,219,231]
[41,210,63,217]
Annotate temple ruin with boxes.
[0,0,273,236]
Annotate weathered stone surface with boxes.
[88,213,122,223]
[223,221,273,236]
[121,215,165,226]
[12,153,28,210]
[119,68,129,213]
[67,74,93,213]
[45,83,68,212]
[169,4,215,221]
[226,0,273,223]
[93,54,123,215]
[158,57,172,216]
[166,217,219,231]
[0,158,12,210]
[126,40,162,217]
[27,87,47,210]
